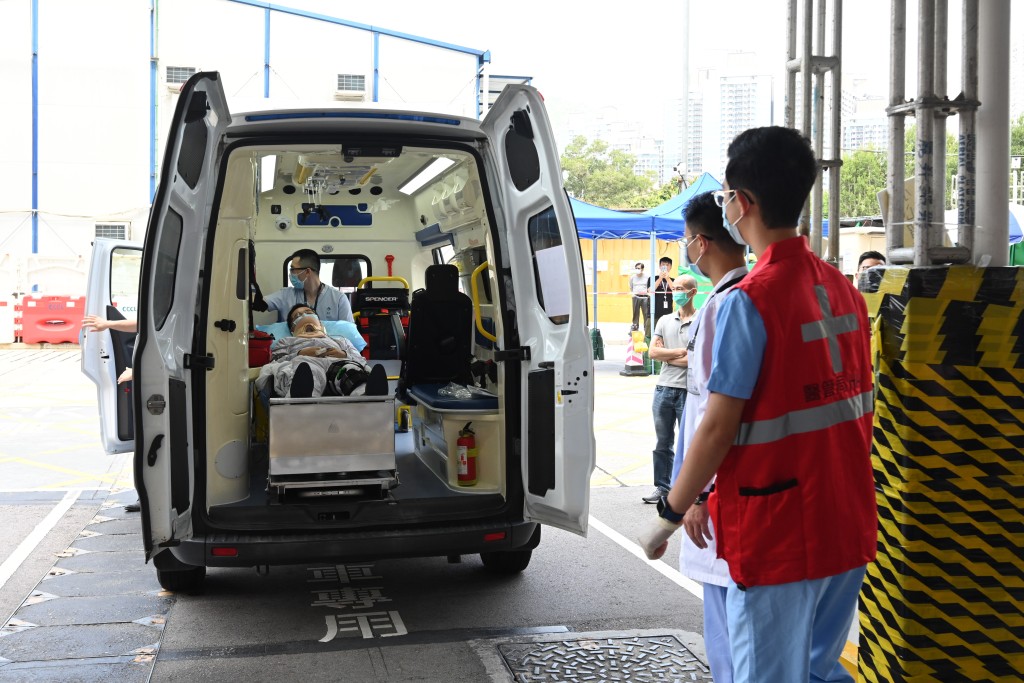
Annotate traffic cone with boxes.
[620,330,651,377]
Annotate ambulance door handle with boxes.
[146,434,164,467]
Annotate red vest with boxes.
[709,237,877,588]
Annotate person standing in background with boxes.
[651,256,675,325]
[628,262,650,335]
[642,274,697,504]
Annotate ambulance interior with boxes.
[201,143,512,527]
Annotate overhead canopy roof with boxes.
[569,172,724,241]
[641,172,723,239]
[570,197,653,240]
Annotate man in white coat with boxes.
[669,190,748,683]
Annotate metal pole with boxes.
[802,0,813,136]
[974,0,1011,265]
[828,0,843,266]
[31,0,39,255]
[810,0,826,257]
[888,0,907,259]
[786,0,798,128]
[958,0,978,256]
[679,0,690,176]
[931,0,947,250]
[592,240,599,326]
[263,8,271,98]
[914,0,936,267]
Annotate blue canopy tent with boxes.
[570,175,725,326]
[642,171,723,235]
[570,197,654,327]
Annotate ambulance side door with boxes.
[481,85,596,535]
[81,238,143,454]
[135,72,230,560]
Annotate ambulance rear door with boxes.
[81,238,143,454]
[134,72,230,560]
[481,86,596,535]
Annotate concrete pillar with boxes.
[974,0,1011,265]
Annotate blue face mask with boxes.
[683,236,706,279]
[673,292,692,306]
[722,202,749,246]
[290,272,305,289]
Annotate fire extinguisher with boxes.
[457,422,477,486]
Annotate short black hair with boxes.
[659,256,673,265]
[684,191,745,253]
[287,303,314,326]
[725,126,817,229]
[858,250,886,267]
[291,249,321,272]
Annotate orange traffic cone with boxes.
[620,330,651,377]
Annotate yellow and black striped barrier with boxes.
[859,266,1023,682]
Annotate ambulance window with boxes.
[153,209,183,330]
[323,256,370,293]
[109,247,142,318]
[527,206,570,325]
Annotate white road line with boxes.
[0,490,81,592]
[589,515,704,601]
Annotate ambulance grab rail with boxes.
[470,261,497,343]
[356,275,411,289]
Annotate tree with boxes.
[840,147,888,218]
[560,136,657,208]
[1011,114,1024,158]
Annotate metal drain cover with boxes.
[493,632,713,682]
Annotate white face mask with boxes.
[721,193,749,246]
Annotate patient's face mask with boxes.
[290,312,324,338]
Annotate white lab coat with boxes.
[675,266,749,587]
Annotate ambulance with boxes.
[81,72,595,593]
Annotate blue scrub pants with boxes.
[704,583,733,683]
[727,565,866,682]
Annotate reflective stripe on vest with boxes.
[734,390,873,446]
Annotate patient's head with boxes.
[287,304,325,338]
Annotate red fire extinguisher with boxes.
[457,422,477,486]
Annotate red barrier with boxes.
[15,295,86,344]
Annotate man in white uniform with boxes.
[669,191,748,683]
[264,249,355,324]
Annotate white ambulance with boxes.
[81,72,595,592]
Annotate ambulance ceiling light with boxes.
[398,157,455,195]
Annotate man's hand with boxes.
[117,367,134,384]
[683,502,713,549]
[637,517,680,560]
[81,315,109,333]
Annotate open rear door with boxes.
[481,86,595,535]
[81,238,142,454]
[135,72,230,560]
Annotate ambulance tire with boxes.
[480,548,532,574]
[156,566,206,593]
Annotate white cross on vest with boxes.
[800,285,859,373]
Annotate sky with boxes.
[244,1,1012,144]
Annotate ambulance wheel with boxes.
[480,548,532,574]
[156,566,206,593]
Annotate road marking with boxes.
[588,515,704,600]
[0,489,80,592]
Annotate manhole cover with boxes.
[498,634,713,682]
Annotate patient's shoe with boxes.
[365,364,388,396]
[290,362,315,398]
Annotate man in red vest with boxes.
[640,126,877,682]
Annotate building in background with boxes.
[0,0,494,299]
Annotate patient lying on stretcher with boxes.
[255,304,387,398]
